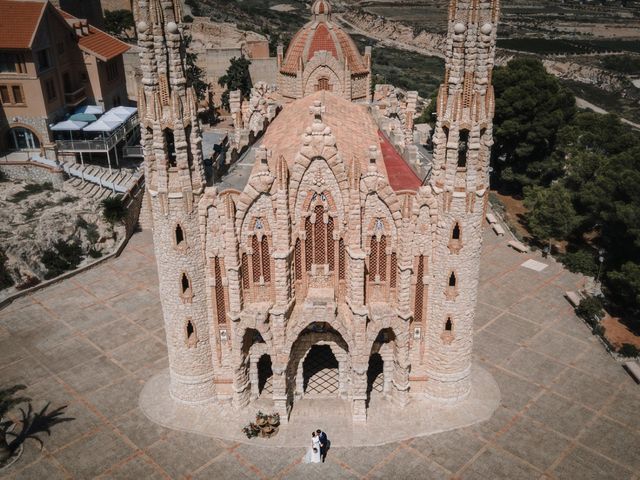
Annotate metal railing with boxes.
[56,114,140,153]
[123,146,143,157]
[64,87,87,106]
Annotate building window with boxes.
[175,224,185,246]
[0,52,26,73]
[0,84,26,105]
[449,272,456,287]
[179,272,193,303]
[106,60,119,82]
[445,317,453,331]
[458,130,469,168]
[36,49,51,72]
[164,129,177,167]
[45,79,57,102]
[452,222,461,240]
[317,77,330,91]
[0,85,10,104]
[185,318,197,347]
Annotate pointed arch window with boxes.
[449,272,456,287]
[449,221,463,254]
[179,272,192,303]
[164,128,177,167]
[414,256,426,325]
[305,202,335,271]
[441,315,455,344]
[174,223,186,248]
[458,130,469,169]
[445,317,453,331]
[185,318,198,347]
[214,257,226,324]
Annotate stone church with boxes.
[135,0,499,423]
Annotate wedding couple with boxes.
[304,429,328,463]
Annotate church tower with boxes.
[135,0,215,403]
[426,0,499,400]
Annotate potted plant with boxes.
[255,411,268,427]
[0,385,73,469]
[267,412,280,427]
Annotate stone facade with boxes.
[137,0,499,422]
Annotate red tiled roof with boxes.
[58,9,130,61]
[378,131,422,191]
[0,0,46,49]
[307,23,338,62]
[281,21,368,75]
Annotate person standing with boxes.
[317,429,328,462]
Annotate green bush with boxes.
[41,240,83,279]
[101,196,127,224]
[184,14,194,23]
[575,296,605,328]
[560,249,599,277]
[619,343,640,358]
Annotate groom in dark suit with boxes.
[316,429,328,462]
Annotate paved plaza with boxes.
[1,229,639,479]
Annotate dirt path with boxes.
[576,97,640,130]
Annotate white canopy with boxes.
[104,106,137,121]
[75,105,104,115]
[83,117,122,132]
[51,120,88,131]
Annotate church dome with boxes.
[280,1,368,75]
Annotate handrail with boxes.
[56,114,139,152]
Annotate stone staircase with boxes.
[61,161,143,200]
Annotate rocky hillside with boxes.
[340,9,446,58]
[0,178,125,299]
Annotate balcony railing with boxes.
[64,87,87,106]
[56,114,139,153]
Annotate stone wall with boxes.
[0,161,66,188]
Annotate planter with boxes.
[255,417,268,428]
[267,415,280,427]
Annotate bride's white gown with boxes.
[304,436,322,463]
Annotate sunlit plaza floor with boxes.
[1,228,639,479]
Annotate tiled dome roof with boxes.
[280,2,368,75]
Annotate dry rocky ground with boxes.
[0,178,124,299]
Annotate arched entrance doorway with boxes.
[7,126,40,151]
[286,323,351,412]
[303,344,339,396]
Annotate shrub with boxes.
[560,249,598,277]
[41,240,83,279]
[619,343,640,358]
[101,196,127,224]
[575,296,605,328]
[184,14,194,23]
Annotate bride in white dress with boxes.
[304,431,322,463]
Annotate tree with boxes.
[492,58,576,193]
[183,35,208,102]
[218,56,252,111]
[104,10,134,40]
[523,183,579,248]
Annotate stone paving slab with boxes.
[138,364,500,448]
[0,229,639,480]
